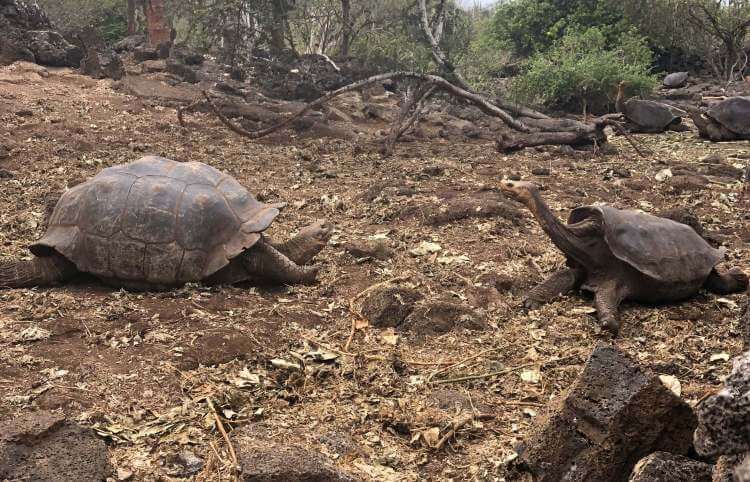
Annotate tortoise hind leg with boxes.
[271,220,333,265]
[0,253,78,288]
[242,240,319,285]
[704,267,749,295]
[525,268,585,309]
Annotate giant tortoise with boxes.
[616,81,687,133]
[690,96,750,141]
[0,156,332,290]
[500,180,748,335]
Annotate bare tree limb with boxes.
[381,81,436,156]
[191,71,532,140]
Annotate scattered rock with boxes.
[170,46,204,65]
[532,167,551,176]
[0,169,14,179]
[364,102,393,122]
[613,168,632,178]
[658,208,704,236]
[358,286,422,328]
[237,436,355,481]
[113,34,145,52]
[401,301,486,335]
[133,46,158,62]
[694,351,750,457]
[669,174,709,193]
[422,196,520,226]
[80,49,124,80]
[701,162,745,180]
[15,108,32,117]
[663,72,689,89]
[476,272,515,292]
[700,152,724,164]
[628,452,711,482]
[0,145,9,159]
[178,333,260,370]
[344,239,394,261]
[140,59,166,73]
[0,411,112,480]
[512,344,697,482]
[166,59,199,83]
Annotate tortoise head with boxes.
[499,180,538,205]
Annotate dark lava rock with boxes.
[701,162,745,180]
[663,72,689,89]
[532,167,551,176]
[113,34,145,52]
[476,272,515,292]
[658,207,704,236]
[359,286,422,328]
[613,168,632,178]
[512,344,697,482]
[80,49,124,80]
[0,411,112,480]
[178,333,260,370]
[701,152,724,164]
[0,145,9,159]
[628,452,711,481]
[423,196,520,226]
[669,174,709,193]
[344,239,394,261]
[0,169,14,178]
[27,30,82,67]
[133,46,158,62]
[170,45,204,65]
[166,58,199,83]
[238,437,355,481]
[401,301,486,335]
[694,351,750,457]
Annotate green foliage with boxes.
[510,27,658,112]
[458,13,512,94]
[488,0,633,57]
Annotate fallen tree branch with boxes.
[196,71,533,139]
[381,81,437,156]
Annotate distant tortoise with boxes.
[500,180,748,334]
[689,96,750,141]
[616,81,687,133]
[662,71,688,89]
[0,156,332,290]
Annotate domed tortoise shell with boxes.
[30,156,279,285]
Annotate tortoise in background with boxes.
[500,180,748,335]
[616,81,687,133]
[689,96,750,141]
[0,156,332,290]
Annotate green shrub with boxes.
[510,27,657,113]
[488,0,632,57]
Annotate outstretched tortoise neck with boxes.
[518,186,594,266]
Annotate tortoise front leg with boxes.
[242,239,319,285]
[270,219,333,265]
[525,268,584,310]
[594,281,628,335]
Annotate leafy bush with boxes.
[510,27,658,113]
[488,0,632,57]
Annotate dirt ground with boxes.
[0,63,749,481]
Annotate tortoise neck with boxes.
[615,84,626,113]
[525,189,590,264]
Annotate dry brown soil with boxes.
[0,63,749,481]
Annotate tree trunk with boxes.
[340,0,351,57]
[127,0,138,35]
[145,0,170,47]
[269,0,288,54]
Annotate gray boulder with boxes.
[663,72,689,89]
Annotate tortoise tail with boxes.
[0,253,77,288]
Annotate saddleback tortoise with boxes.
[500,180,748,335]
[0,156,332,290]
[690,96,750,141]
[616,81,686,133]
